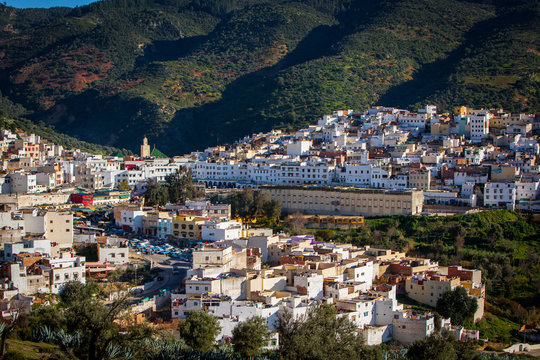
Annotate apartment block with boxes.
[262,185,423,216]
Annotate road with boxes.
[131,252,189,299]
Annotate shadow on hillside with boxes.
[163,14,377,153]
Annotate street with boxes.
[131,251,189,299]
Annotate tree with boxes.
[277,303,379,360]
[226,188,281,223]
[288,211,307,233]
[144,180,169,206]
[262,198,281,225]
[58,281,151,360]
[436,287,478,326]
[315,229,334,242]
[117,180,130,191]
[407,330,482,360]
[232,316,270,359]
[166,167,201,204]
[178,310,221,352]
[406,332,458,360]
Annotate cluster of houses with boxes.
[0,207,134,298]
[2,105,539,216]
[0,105,537,344]
[190,105,539,213]
[0,129,185,194]
[172,233,485,346]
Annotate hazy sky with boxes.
[5,0,99,8]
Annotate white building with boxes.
[286,140,312,156]
[157,217,173,239]
[117,210,145,233]
[43,252,86,294]
[515,180,540,201]
[97,246,129,265]
[484,182,516,208]
[201,220,243,242]
[293,273,324,299]
[469,111,491,141]
[9,173,38,193]
[23,210,73,255]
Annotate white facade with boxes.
[9,173,38,193]
[117,210,145,233]
[484,182,516,208]
[398,113,429,129]
[286,140,312,156]
[293,273,324,299]
[469,112,491,141]
[98,246,129,265]
[341,164,372,186]
[515,180,540,201]
[201,220,242,242]
[157,218,173,239]
[45,252,86,294]
[392,312,435,344]
[346,261,374,286]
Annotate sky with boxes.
[5,0,98,8]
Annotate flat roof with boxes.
[261,184,420,195]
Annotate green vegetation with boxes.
[2,281,532,359]
[75,244,98,262]
[17,281,152,360]
[287,210,540,342]
[406,331,482,360]
[326,211,540,304]
[0,0,537,155]
[178,310,221,353]
[467,310,521,345]
[144,167,202,205]
[3,339,64,360]
[231,316,271,359]
[221,188,281,225]
[436,287,478,326]
[277,303,380,360]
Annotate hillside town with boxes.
[2,105,539,214]
[0,105,538,352]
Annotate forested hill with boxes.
[0,0,538,155]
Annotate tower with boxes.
[140,136,150,158]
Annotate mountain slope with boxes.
[0,0,537,155]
